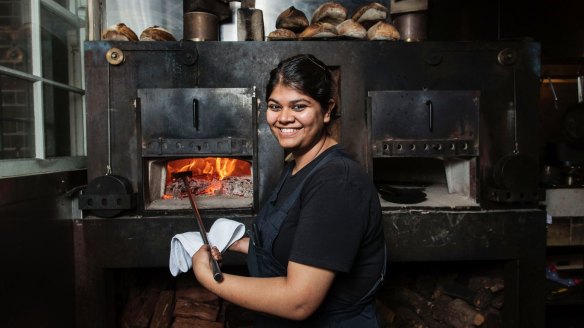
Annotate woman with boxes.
[192,54,386,327]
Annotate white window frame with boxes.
[0,0,87,178]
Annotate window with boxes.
[0,0,86,177]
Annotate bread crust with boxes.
[268,28,297,40]
[276,6,309,33]
[101,23,139,41]
[336,19,366,39]
[299,22,338,38]
[139,26,176,41]
[367,21,400,40]
[352,2,389,29]
[311,2,348,26]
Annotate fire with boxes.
[166,157,250,180]
[164,157,251,198]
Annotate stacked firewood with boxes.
[120,278,254,328]
[376,274,504,328]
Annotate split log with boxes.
[121,289,160,328]
[171,317,224,328]
[174,298,220,321]
[481,308,502,328]
[447,299,485,328]
[149,290,175,328]
[468,276,504,293]
[473,288,493,310]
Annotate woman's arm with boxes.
[228,237,249,254]
[192,246,335,321]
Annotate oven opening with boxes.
[145,157,253,210]
[373,157,478,208]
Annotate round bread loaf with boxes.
[101,23,139,41]
[276,6,309,33]
[367,21,400,40]
[336,19,366,39]
[299,22,338,38]
[352,2,389,29]
[311,2,348,26]
[139,26,176,41]
[268,28,297,40]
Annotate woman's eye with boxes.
[268,104,281,111]
[292,104,307,111]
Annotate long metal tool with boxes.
[173,171,223,282]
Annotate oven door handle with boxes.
[193,98,200,131]
[426,100,433,132]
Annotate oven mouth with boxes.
[373,157,478,208]
[145,157,253,210]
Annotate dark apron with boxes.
[247,151,387,327]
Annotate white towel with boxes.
[169,218,246,276]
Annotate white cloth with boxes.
[169,218,246,276]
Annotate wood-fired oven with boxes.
[76,41,547,328]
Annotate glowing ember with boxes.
[164,157,252,199]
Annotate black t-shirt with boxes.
[272,145,386,312]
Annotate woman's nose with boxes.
[278,108,295,123]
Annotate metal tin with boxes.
[184,11,219,41]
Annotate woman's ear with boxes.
[324,99,335,123]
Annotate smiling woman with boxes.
[191,54,387,328]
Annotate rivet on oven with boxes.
[397,144,403,151]
[106,47,125,65]
[410,144,416,151]
[450,143,455,150]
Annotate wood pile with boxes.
[376,273,504,328]
[119,276,254,328]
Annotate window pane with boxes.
[41,4,81,87]
[0,74,34,159]
[43,84,83,157]
[0,0,32,74]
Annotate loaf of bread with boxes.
[299,22,338,38]
[336,19,366,39]
[352,2,389,29]
[268,28,297,40]
[367,21,400,40]
[311,2,348,26]
[276,6,309,33]
[101,23,139,41]
[139,26,176,41]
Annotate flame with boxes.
[164,157,251,197]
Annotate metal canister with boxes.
[184,12,219,41]
[392,12,427,42]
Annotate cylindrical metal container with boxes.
[184,12,219,41]
[392,12,427,42]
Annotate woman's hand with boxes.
[229,237,250,254]
[192,245,222,280]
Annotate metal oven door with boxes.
[138,87,257,212]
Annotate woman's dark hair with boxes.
[266,54,336,122]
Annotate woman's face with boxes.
[266,84,331,154]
